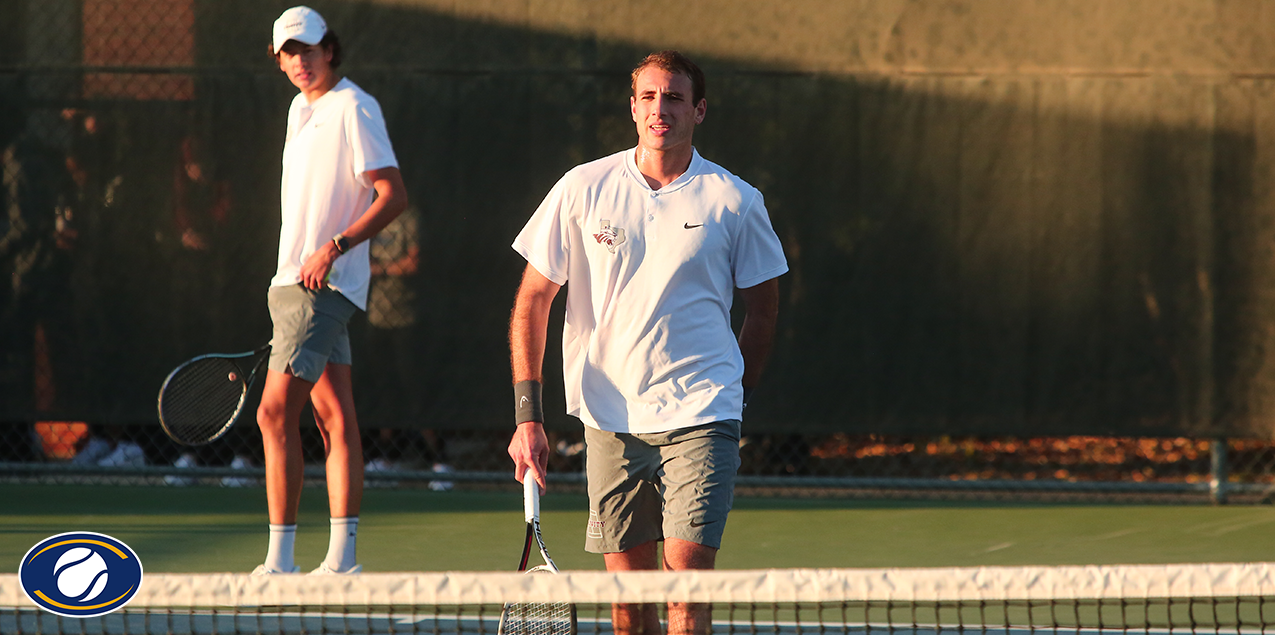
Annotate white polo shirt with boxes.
[271,77,398,310]
[513,147,788,434]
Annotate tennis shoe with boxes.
[251,564,300,576]
[164,453,198,486]
[364,458,398,488]
[428,462,454,491]
[309,562,362,575]
[222,455,257,487]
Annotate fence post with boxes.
[1209,438,1228,505]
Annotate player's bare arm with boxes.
[508,264,561,492]
[737,278,780,391]
[299,166,408,290]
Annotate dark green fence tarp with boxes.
[4,1,1275,438]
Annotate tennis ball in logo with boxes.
[54,547,109,602]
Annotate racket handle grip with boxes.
[524,474,539,522]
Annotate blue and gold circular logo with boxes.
[19,532,143,618]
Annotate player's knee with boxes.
[256,401,288,435]
[316,413,355,440]
[662,538,717,571]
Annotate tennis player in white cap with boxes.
[253,5,407,576]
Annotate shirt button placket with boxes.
[647,193,658,244]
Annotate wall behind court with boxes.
[3,0,1275,438]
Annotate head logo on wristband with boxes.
[514,380,544,425]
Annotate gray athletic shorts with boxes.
[584,420,741,553]
[267,284,357,383]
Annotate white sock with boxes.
[323,517,359,572]
[265,524,296,572]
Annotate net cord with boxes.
[3,564,1274,609]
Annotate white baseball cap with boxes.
[272,6,328,53]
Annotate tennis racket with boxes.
[157,345,271,446]
[498,477,576,635]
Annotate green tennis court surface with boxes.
[3,484,1274,573]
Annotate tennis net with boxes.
[2,563,1274,634]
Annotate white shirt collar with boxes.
[624,147,703,194]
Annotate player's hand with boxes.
[509,421,549,494]
[300,242,340,290]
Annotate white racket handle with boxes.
[524,473,540,523]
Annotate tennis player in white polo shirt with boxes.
[253,6,407,576]
[508,50,787,634]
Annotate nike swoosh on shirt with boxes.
[684,223,704,229]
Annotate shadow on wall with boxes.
[1,0,1271,440]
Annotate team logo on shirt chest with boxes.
[592,220,626,253]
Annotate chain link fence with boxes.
[6,1,1275,503]
[6,423,1275,504]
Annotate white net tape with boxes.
[3,563,1274,609]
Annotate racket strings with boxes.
[498,599,576,635]
[158,357,248,445]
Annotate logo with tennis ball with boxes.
[19,532,143,618]
[55,548,109,601]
